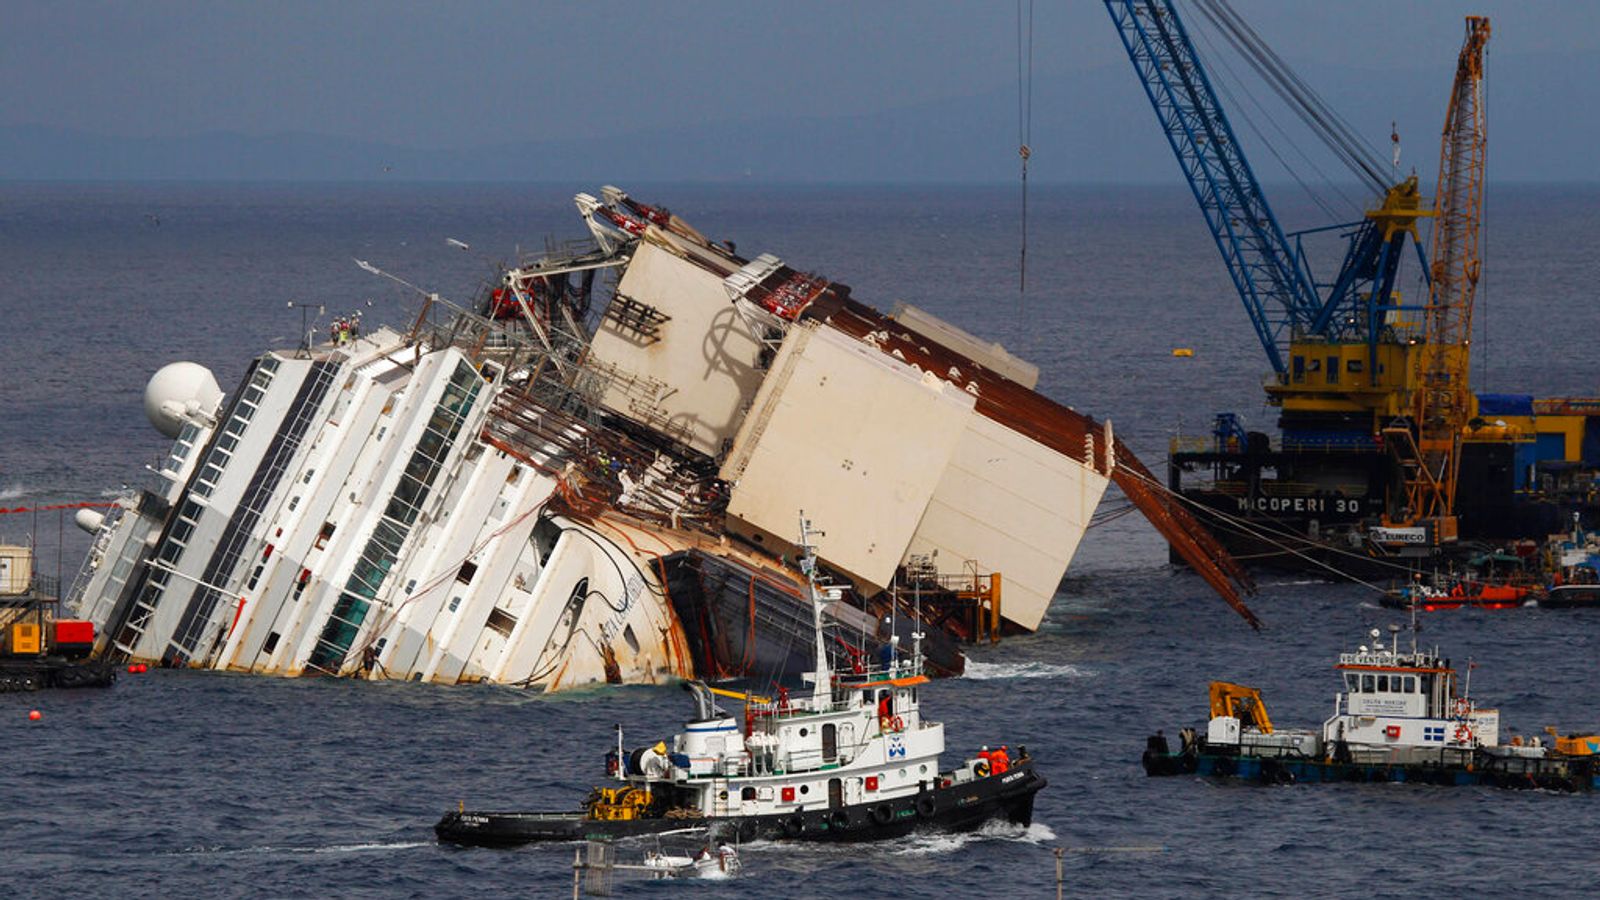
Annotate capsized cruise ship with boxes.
[66,188,1257,691]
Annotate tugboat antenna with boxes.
[797,511,831,704]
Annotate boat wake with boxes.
[1257,579,1333,587]
[892,821,1056,856]
[171,840,430,857]
[963,660,1091,681]
[0,483,27,501]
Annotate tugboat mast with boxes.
[797,511,831,705]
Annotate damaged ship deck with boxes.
[65,186,1257,692]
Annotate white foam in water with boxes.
[309,841,431,854]
[0,484,26,500]
[893,820,1055,856]
[172,841,430,857]
[963,660,1091,681]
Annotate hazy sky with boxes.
[3,1,1594,181]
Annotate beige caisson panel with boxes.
[720,323,975,590]
[888,302,1040,390]
[588,240,767,457]
[904,413,1110,631]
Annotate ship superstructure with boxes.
[67,187,1256,690]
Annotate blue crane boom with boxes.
[1105,0,1319,375]
[1105,0,1429,384]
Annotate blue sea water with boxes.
[2,182,1599,897]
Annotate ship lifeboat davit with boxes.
[144,362,224,438]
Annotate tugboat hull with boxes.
[1143,748,1600,792]
[1541,585,1600,609]
[0,658,118,692]
[435,760,1044,847]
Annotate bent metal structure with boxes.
[67,188,1257,691]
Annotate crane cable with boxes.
[1186,12,1353,220]
[1190,0,1389,194]
[1017,0,1034,304]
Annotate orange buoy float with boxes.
[28,710,42,721]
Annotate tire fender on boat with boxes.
[782,814,805,837]
[870,803,894,826]
[829,810,850,831]
[915,795,936,819]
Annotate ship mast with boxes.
[797,511,832,705]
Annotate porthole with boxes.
[800,785,810,795]
[799,727,808,737]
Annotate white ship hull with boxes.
[61,186,1246,691]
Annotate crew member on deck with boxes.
[991,745,1010,774]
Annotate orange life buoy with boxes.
[1454,723,1474,744]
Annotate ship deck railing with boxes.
[1222,739,1483,770]
[1208,480,1371,499]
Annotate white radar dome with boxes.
[144,362,224,439]
[74,508,106,534]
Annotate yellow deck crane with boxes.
[1209,681,1273,734]
[1381,17,1491,544]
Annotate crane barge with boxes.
[1108,0,1600,577]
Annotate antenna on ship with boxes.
[797,511,831,704]
[911,562,924,676]
[286,301,324,358]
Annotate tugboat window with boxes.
[1362,674,1375,693]
[742,787,756,801]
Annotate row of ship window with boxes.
[1345,672,1434,695]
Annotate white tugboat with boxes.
[436,514,1045,845]
[1142,620,1600,790]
